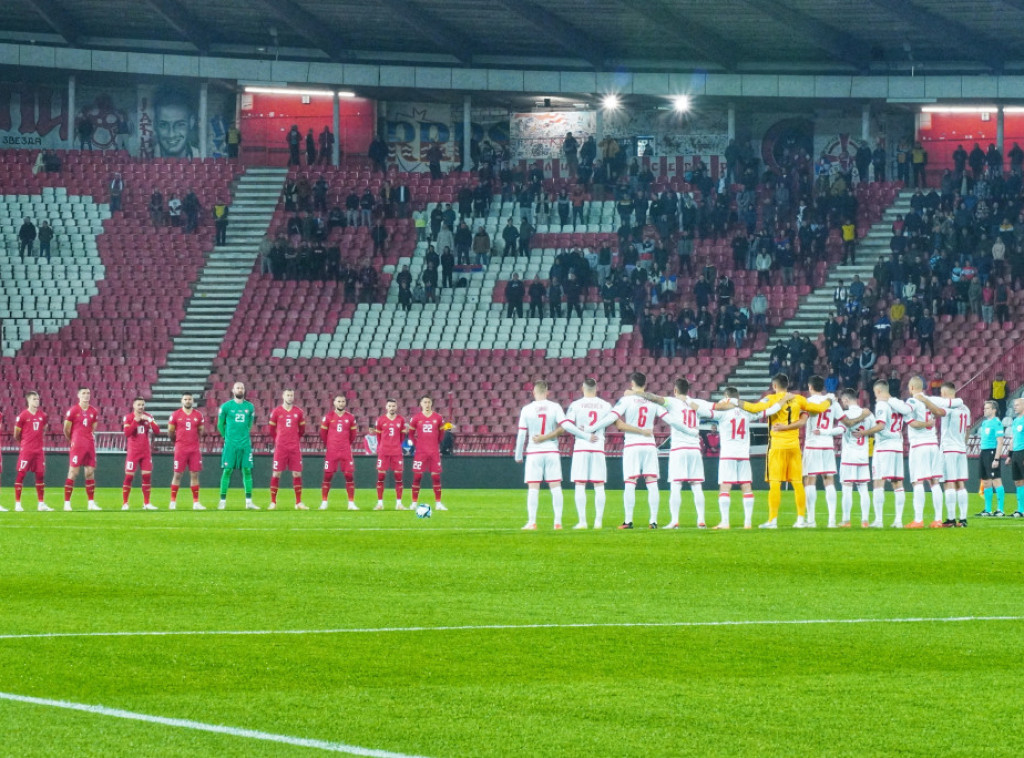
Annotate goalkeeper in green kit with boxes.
[217,381,259,510]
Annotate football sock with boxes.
[873,487,884,523]
[141,473,151,505]
[857,483,870,522]
[170,484,180,503]
[219,468,232,499]
[623,482,636,523]
[594,484,606,525]
[15,471,25,503]
[647,482,660,524]
[551,486,563,526]
[894,488,906,523]
[945,488,957,520]
[292,476,302,504]
[36,483,45,501]
[742,493,755,524]
[412,473,423,502]
[912,483,926,522]
[1017,484,1024,512]
[64,477,74,503]
[931,483,945,521]
[575,484,587,524]
[718,492,730,525]
[376,472,386,500]
[957,488,968,520]
[321,473,332,501]
[85,479,95,501]
[122,475,133,505]
[432,480,442,502]
[241,469,253,499]
[805,484,817,523]
[792,480,806,517]
[692,483,705,524]
[191,484,200,504]
[996,485,1005,511]
[668,482,681,524]
[841,486,853,522]
[344,474,355,502]
[824,484,837,521]
[269,477,279,505]
[526,488,539,524]
[767,482,781,520]
[984,486,993,512]
[395,480,403,501]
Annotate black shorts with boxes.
[979,450,1000,479]
[1011,451,1024,481]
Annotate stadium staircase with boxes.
[718,189,914,399]
[145,167,287,418]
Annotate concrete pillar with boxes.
[997,106,1005,155]
[332,91,341,166]
[198,81,208,159]
[463,94,471,172]
[67,74,76,149]
[595,106,604,143]
[862,103,870,141]
[727,102,736,141]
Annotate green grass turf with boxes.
[1,487,1023,757]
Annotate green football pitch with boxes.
[1,487,1022,757]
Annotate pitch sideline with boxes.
[0,615,1021,642]
[0,691,431,758]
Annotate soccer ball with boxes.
[415,503,432,519]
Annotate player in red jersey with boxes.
[408,394,449,512]
[168,393,205,510]
[373,398,406,510]
[63,387,101,511]
[122,397,160,510]
[12,391,52,512]
[320,394,359,511]
[268,388,307,510]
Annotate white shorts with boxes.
[718,458,752,486]
[873,450,905,482]
[570,451,607,484]
[942,451,968,483]
[668,448,705,483]
[908,445,942,483]
[524,453,562,484]
[840,462,872,484]
[622,444,659,482]
[803,447,837,477]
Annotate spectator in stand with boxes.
[750,290,768,335]
[563,273,583,319]
[917,309,936,356]
[995,278,1011,323]
[286,125,302,166]
[769,341,787,376]
[109,173,124,213]
[167,193,182,227]
[528,277,546,318]
[859,345,877,390]
[873,311,892,357]
[841,354,860,390]
[259,234,274,277]
[182,189,200,234]
[148,190,164,227]
[453,220,472,266]
[395,183,411,219]
[501,219,519,258]
[659,315,678,358]
[317,127,334,165]
[359,189,375,227]
[563,132,579,179]
[716,274,735,306]
[601,276,617,318]
[872,140,887,181]
[991,374,1008,418]
[343,190,359,227]
[213,203,229,246]
[440,248,455,289]
[911,142,927,187]
[368,135,388,173]
[305,129,317,166]
[76,117,94,150]
[982,279,995,324]
[987,143,1003,177]
[18,217,36,258]
[313,175,328,213]
[37,220,53,261]
[889,297,906,345]
[472,227,490,267]
[505,273,525,318]
[548,277,563,319]
[371,220,388,255]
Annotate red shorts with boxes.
[125,454,153,473]
[272,448,303,473]
[324,456,355,474]
[17,452,45,477]
[376,453,404,473]
[173,449,203,473]
[69,444,97,468]
[413,453,442,474]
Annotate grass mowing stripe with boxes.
[2,614,1021,641]
[0,691,432,758]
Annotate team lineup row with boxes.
[515,371,1023,530]
[0,383,451,514]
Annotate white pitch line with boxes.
[0,524,502,533]
[0,691,431,758]
[0,615,1021,642]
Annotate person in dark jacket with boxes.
[505,273,525,318]
[528,277,546,318]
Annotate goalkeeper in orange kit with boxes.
[742,373,833,529]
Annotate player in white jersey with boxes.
[590,371,673,529]
[826,389,876,527]
[713,387,783,529]
[871,379,912,528]
[916,382,971,527]
[514,380,584,530]
[798,375,841,528]
[632,377,723,529]
[903,376,964,528]
[542,378,648,530]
